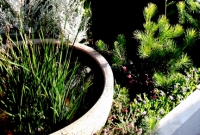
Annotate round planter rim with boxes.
[10,39,114,135]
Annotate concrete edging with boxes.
[155,84,200,135]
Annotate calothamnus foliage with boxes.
[167,0,200,28]
[96,1,200,92]
[134,2,199,91]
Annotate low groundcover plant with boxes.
[98,66,199,135]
